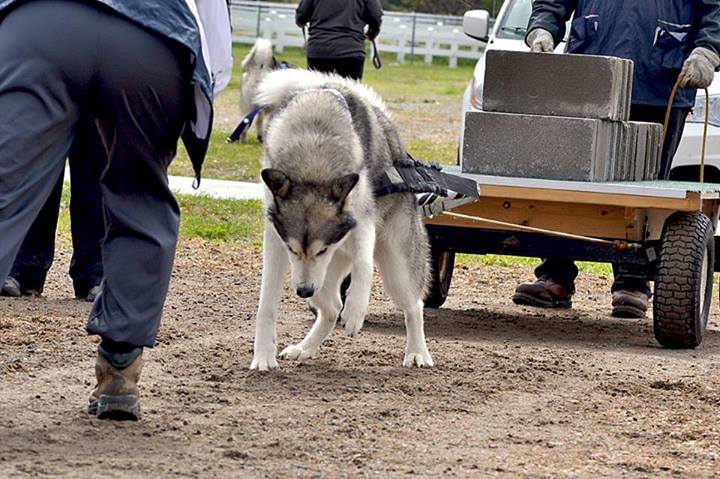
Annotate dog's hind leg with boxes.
[339,220,376,337]
[376,213,433,368]
[250,223,290,371]
[280,250,351,362]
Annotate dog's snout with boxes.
[296,286,315,298]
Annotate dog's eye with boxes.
[288,248,300,257]
[316,248,328,256]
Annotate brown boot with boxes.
[611,289,649,318]
[88,352,143,420]
[512,277,573,309]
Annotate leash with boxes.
[371,38,382,70]
[227,106,262,144]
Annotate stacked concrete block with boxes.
[482,51,633,121]
[462,51,663,182]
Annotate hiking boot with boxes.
[611,289,649,318]
[1,276,21,297]
[88,351,144,420]
[512,277,573,309]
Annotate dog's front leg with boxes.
[340,221,375,337]
[250,223,289,371]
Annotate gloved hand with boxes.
[526,28,554,53]
[679,47,720,89]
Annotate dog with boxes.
[238,38,280,144]
[250,69,434,371]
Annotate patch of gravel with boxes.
[2,240,720,477]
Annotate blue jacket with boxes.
[528,0,720,108]
[0,0,213,180]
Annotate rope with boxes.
[662,79,710,187]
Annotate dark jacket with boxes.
[0,0,213,180]
[296,0,383,59]
[528,0,720,108]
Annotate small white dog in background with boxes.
[249,69,434,372]
[238,38,276,144]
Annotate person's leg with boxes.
[512,259,576,309]
[85,8,191,351]
[3,168,64,296]
[0,1,93,289]
[307,57,365,80]
[609,105,690,317]
[68,116,106,300]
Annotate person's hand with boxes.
[526,28,554,53]
[679,47,720,89]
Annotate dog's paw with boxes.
[279,343,316,362]
[250,347,279,371]
[403,349,434,368]
[340,304,367,337]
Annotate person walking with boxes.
[2,116,105,301]
[296,0,383,80]
[512,0,720,318]
[0,0,232,420]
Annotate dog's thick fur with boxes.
[250,69,433,371]
[239,38,276,144]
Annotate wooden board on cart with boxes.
[424,173,720,242]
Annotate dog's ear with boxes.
[330,173,359,203]
[262,168,292,199]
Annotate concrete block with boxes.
[483,50,633,121]
[462,111,613,181]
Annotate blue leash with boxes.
[227,106,262,144]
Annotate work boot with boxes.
[512,277,573,309]
[1,277,21,297]
[611,289,649,318]
[88,348,144,420]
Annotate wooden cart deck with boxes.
[424,172,720,242]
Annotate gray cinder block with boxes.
[483,50,634,122]
[462,111,613,181]
[462,112,664,182]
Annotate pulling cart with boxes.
[424,171,720,349]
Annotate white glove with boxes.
[679,47,720,89]
[526,28,554,53]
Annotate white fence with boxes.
[229,1,486,68]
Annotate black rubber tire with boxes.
[425,247,455,309]
[654,212,715,349]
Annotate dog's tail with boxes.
[255,69,387,113]
[242,38,275,71]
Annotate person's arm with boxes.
[296,0,314,27]
[694,0,720,59]
[196,0,233,95]
[525,0,576,48]
[363,0,383,40]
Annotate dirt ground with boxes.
[2,239,720,478]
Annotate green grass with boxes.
[406,138,458,165]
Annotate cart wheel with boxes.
[425,248,455,309]
[654,212,715,349]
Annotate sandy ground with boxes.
[2,240,720,478]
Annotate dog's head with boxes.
[262,168,359,298]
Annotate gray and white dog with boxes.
[250,69,434,371]
[238,38,275,144]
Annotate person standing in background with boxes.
[296,0,383,80]
[2,116,105,302]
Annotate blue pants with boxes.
[9,117,105,297]
[0,1,191,347]
[536,105,690,296]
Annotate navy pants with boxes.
[536,105,690,295]
[308,57,365,80]
[9,116,105,297]
[0,0,191,347]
